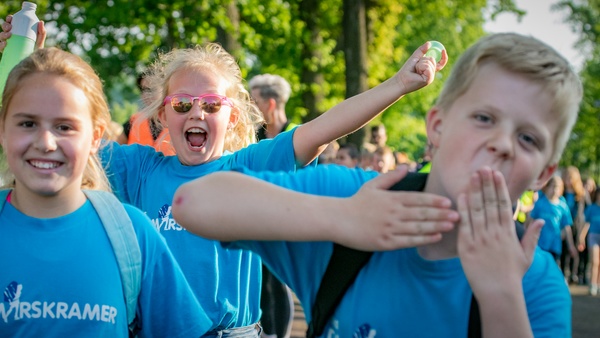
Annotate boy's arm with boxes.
[292,41,448,165]
[457,168,542,338]
[172,168,459,251]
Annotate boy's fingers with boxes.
[394,192,453,209]
[390,220,454,235]
[366,167,408,190]
[521,219,544,259]
[393,233,443,248]
[493,171,514,229]
[394,206,458,222]
[457,193,473,240]
[481,169,500,225]
[468,172,485,238]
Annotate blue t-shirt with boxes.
[228,165,571,337]
[585,204,600,235]
[99,129,298,330]
[531,193,573,255]
[0,200,211,338]
[564,192,578,220]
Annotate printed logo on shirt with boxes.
[353,324,376,338]
[150,204,185,232]
[324,319,377,338]
[1,281,118,324]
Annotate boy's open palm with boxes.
[395,41,448,94]
[336,168,458,251]
[457,169,543,298]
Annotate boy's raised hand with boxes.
[0,15,46,53]
[457,168,543,297]
[334,167,458,251]
[394,41,449,94]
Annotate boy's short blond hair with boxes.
[435,33,583,165]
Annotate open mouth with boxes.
[29,160,61,169]
[186,127,207,149]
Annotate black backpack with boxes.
[306,172,524,338]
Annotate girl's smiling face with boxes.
[159,68,238,166]
[1,73,102,198]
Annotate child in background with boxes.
[531,175,578,263]
[335,143,360,168]
[561,166,588,284]
[579,189,600,295]
[172,33,582,337]
[0,48,210,337]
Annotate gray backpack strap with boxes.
[83,190,142,333]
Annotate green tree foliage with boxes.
[1,0,544,162]
[555,0,600,180]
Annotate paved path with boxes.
[571,284,600,338]
[288,285,600,337]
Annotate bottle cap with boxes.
[424,41,445,62]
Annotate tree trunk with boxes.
[216,1,242,59]
[299,0,325,122]
[342,0,369,148]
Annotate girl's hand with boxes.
[394,41,449,94]
[457,168,543,298]
[0,15,46,53]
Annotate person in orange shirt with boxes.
[118,73,175,155]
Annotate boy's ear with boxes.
[530,163,558,191]
[268,98,276,113]
[425,107,443,148]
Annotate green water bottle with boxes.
[0,2,39,104]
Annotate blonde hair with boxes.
[142,43,263,152]
[436,33,583,165]
[0,47,112,191]
[562,166,585,202]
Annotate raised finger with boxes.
[468,172,486,239]
[493,170,515,232]
[457,193,474,241]
[481,168,500,227]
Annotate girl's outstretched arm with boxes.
[292,41,448,165]
[172,167,458,251]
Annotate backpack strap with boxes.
[306,245,372,337]
[83,190,142,334]
[0,189,10,212]
[306,173,428,337]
